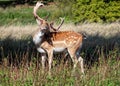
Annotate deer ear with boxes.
[36,19,43,25]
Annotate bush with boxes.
[72,0,120,23]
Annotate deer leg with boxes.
[41,53,47,72]
[78,56,84,74]
[47,50,53,75]
[68,49,78,73]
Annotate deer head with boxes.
[33,2,64,32]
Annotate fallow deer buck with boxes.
[33,2,85,74]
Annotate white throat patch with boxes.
[33,31,44,45]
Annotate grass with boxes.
[0,49,119,86]
[0,3,73,26]
[0,6,39,26]
[0,23,120,85]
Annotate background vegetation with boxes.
[0,0,119,26]
[72,0,120,23]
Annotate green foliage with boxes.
[72,0,120,23]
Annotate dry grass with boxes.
[0,22,120,39]
[61,22,120,37]
[0,24,36,39]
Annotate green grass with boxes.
[0,4,73,26]
[0,7,41,26]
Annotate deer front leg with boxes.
[41,53,47,73]
[47,50,53,75]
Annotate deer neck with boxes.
[33,30,44,45]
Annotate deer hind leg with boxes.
[68,49,78,72]
[76,46,84,74]
[68,48,84,75]
[78,56,84,74]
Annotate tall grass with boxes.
[0,23,120,85]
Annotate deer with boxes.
[32,2,85,75]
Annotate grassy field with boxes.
[0,3,120,86]
[0,3,72,26]
[0,23,120,86]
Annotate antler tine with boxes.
[33,1,44,22]
[45,13,50,21]
[50,17,64,31]
[57,17,64,30]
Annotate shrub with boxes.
[72,0,120,23]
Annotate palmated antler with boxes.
[33,1,44,25]
[50,17,64,31]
